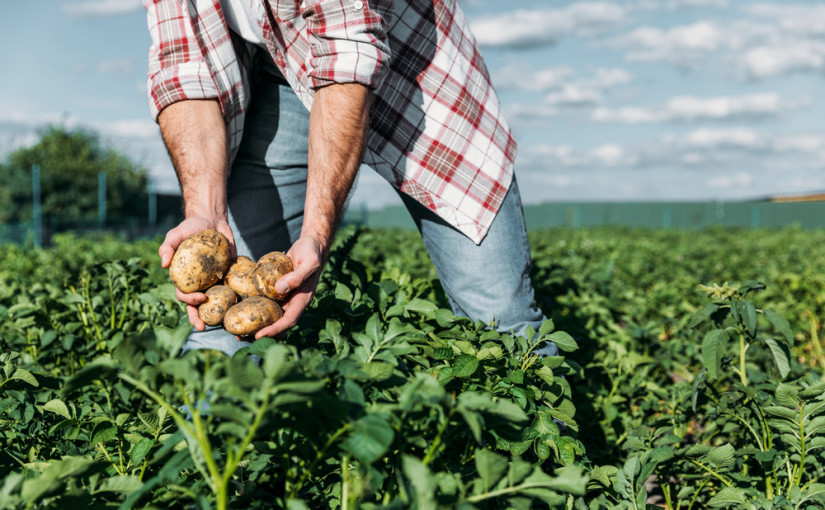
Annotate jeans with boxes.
[182,61,556,358]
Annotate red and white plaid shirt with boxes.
[144,0,516,243]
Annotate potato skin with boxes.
[223,296,284,336]
[198,285,239,326]
[223,256,259,299]
[169,230,231,293]
[253,251,294,302]
[257,251,293,272]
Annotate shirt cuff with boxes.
[148,62,220,121]
[304,1,391,90]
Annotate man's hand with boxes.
[250,83,371,339]
[159,216,236,331]
[254,235,324,339]
[156,98,230,332]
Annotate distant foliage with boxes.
[0,125,148,226]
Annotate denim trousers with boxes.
[183,63,556,358]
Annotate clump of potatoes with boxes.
[167,229,293,337]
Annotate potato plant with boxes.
[0,226,824,509]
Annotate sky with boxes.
[1,0,824,207]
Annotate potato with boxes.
[198,285,238,326]
[223,256,259,298]
[257,251,293,271]
[253,251,294,302]
[223,296,284,336]
[169,229,231,293]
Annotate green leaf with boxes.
[362,361,395,381]
[43,399,71,420]
[775,383,800,408]
[402,455,436,507]
[130,438,154,466]
[91,424,117,445]
[40,330,58,348]
[452,354,479,378]
[95,475,143,494]
[688,303,719,328]
[740,300,757,336]
[547,465,588,496]
[706,444,735,469]
[228,357,264,389]
[344,414,395,464]
[62,360,117,396]
[538,319,555,337]
[262,344,289,381]
[765,309,794,347]
[406,298,438,314]
[11,368,38,387]
[546,331,578,352]
[458,407,483,443]
[475,448,508,491]
[764,338,791,378]
[707,487,747,507]
[701,329,728,379]
[799,483,825,506]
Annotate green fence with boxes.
[342,201,825,231]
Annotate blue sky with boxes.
[2,0,824,207]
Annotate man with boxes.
[145,0,556,357]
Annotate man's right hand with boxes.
[159,216,236,331]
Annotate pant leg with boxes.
[398,179,558,356]
[182,62,310,357]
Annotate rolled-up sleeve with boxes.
[302,0,392,90]
[144,0,219,121]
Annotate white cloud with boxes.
[681,128,763,149]
[746,4,825,36]
[615,21,726,67]
[668,0,728,9]
[592,92,798,123]
[96,119,158,139]
[626,1,660,12]
[63,0,142,18]
[738,41,825,80]
[98,59,135,76]
[544,85,603,107]
[471,2,624,48]
[707,172,753,189]
[592,144,636,166]
[498,66,632,119]
[493,66,576,92]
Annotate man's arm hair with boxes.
[302,82,371,256]
[158,99,229,219]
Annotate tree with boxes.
[0,125,148,227]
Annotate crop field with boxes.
[1,226,825,509]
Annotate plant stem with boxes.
[805,311,825,369]
[795,407,806,488]
[686,478,709,510]
[688,459,733,488]
[739,333,748,387]
[341,454,351,510]
[289,423,350,498]
[423,409,454,466]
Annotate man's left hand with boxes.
[254,235,326,339]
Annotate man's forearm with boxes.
[303,83,371,256]
[158,99,229,219]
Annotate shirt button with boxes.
[353,1,363,9]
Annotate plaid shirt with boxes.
[144,0,516,243]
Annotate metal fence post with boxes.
[98,171,107,228]
[32,164,42,247]
[148,181,157,225]
[750,205,760,228]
